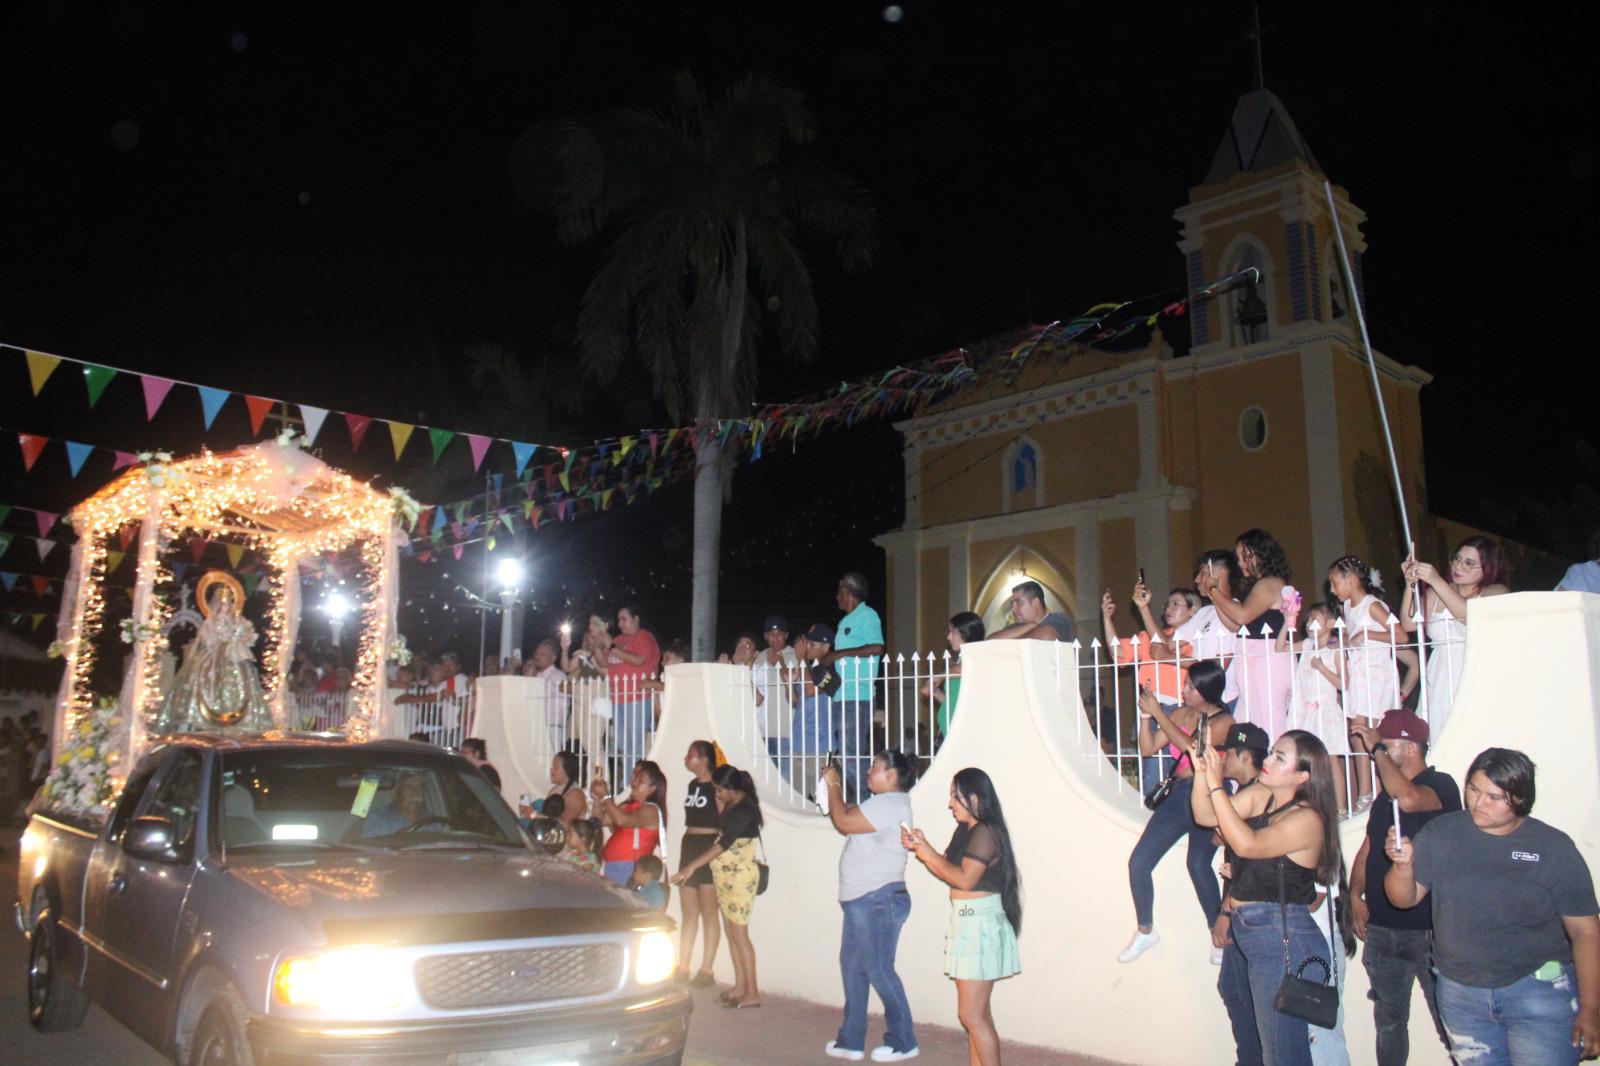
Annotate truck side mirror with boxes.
[527,816,566,856]
[123,816,181,862]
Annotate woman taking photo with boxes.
[671,764,764,1009]
[541,750,588,831]
[1203,529,1294,735]
[592,759,667,886]
[675,740,722,988]
[1400,537,1509,736]
[1120,659,1235,964]
[1192,729,1344,1066]
[902,768,1021,1066]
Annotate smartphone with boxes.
[899,821,912,835]
[560,622,571,634]
[1197,722,1209,756]
[1138,567,1146,586]
[1392,798,1402,850]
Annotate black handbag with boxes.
[755,830,770,895]
[1271,858,1339,1029]
[1143,712,1205,811]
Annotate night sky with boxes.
[1,3,1594,660]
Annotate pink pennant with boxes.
[451,544,464,561]
[141,375,176,420]
[34,511,58,538]
[465,434,492,471]
[112,450,140,470]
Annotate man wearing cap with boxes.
[792,624,839,793]
[1348,710,1461,1065]
[754,616,799,759]
[1212,723,1271,1049]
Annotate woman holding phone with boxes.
[1119,658,1235,964]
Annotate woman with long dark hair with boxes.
[592,759,668,886]
[671,763,764,1008]
[1400,537,1509,736]
[543,749,588,830]
[1192,729,1345,1066]
[674,740,722,987]
[1203,529,1295,735]
[928,612,985,738]
[902,768,1021,1066]
[1120,658,1235,964]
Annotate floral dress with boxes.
[710,799,762,925]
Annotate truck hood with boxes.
[225,847,660,946]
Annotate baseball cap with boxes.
[764,614,791,633]
[1216,722,1270,753]
[1377,709,1429,744]
[799,622,834,644]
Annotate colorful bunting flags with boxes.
[26,351,61,395]
[388,421,414,460]
[141,375,176,420]
[0,533,10,558]
[112,450,139,470]
[225,543,246,569]
[105,550,126,573]
[198,386,230,429]
[17,434,47,472]
[512,441,536,477]
[299,404,329,445]
[466,433,492,471]
[65,441,93,477]
[35,539,55,562]
[428,427,454,465]
[83,364,117,407]
[33,511,56,538]
[345,413,373,451]
[245,395,275,435]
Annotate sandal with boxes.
[689,971,717,988]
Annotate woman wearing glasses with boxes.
[1401,537,1509,736]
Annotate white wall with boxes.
[473,592,1600,1066]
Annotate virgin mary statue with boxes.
[155,571,275,733]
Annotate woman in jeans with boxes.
[1119,659,1235,964]
[820,750,919,1062]
[1192,729,1344,1066]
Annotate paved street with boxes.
[2,821,1106,1065]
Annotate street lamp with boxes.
[495,557,525,669]
[324,592,351,648]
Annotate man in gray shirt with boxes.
[990,580,1075,643]
[821,751,918,1062]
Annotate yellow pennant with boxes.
[388,421,415,460]
[26,351,61,396]
[225,543,246,569]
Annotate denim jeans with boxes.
[834,698,874,802]
[1307,900,1348,1066]
[1362,924,1449,1065]
[1436,963,1583,1066]
[836,882,916,1054]
[1219,936,1265,1066]
[1229,900,1331,1066]
[614,700,652,773]
[1127,776,1222,929]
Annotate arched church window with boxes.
[1328,263,1349,320]
[1226,242,1271,346]
[1012,443,1038,493]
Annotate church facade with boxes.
[875,90,1474,651]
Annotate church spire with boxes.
[1201,89,1322,186]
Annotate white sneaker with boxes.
[1117,929,1160,963]
[1210,946,1225,966]
[871,1048,920,1062]
[825,1042,865,1061]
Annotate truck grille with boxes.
[414,943,624,1009]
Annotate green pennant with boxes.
[522,500,534,519]
[83,365,117,407]
[499,511,514,534]
[0,505,10,528]
[428,428,455,465]
[453,501,467,524]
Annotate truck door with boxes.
[83,748,203,1047]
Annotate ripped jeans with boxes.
[1435,962,1582,1066]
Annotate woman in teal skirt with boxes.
[903,768,1021,1066]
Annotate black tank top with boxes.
[683,779,719,830]
[943,822,1007,894]
[1229,800,1318,905]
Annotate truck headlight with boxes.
[634,931,675,985]
[273,948,408,1012]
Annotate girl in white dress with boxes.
[1399,537,1510,740]
[1327,556,1397,812]
[1280,601,1351,816]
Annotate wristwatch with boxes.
[1370,741,1388,757]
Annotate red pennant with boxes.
[345,413,373,451]
[415,508,433,536]
[17,434,48,472]
[245,396,276,436]
[112,451,140,470]
[190,537,208,562]
[31,576,50,596]
[119,525,137,550]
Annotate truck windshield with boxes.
[218,747,527,850]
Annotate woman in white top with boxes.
[1280,601,1352,816]
[1327,556,1397,812]
[1400,537,1509,739]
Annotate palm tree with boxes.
[547,71,877,659]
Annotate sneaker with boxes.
[871,1047,920,1062]
[1210,947,1225,966]
[1117,929,1160,963]
[825,1042,865,1061]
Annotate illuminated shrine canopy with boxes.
[54,439,406,763]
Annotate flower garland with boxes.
[39,698,123,814]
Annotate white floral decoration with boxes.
[119,618,160,645]
[40,698,123,814]
[388,633,413,666]
[387,486,422,527]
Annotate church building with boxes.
[875,89,1487,651]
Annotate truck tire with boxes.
[27,903,89,1032]
[188,984,256,1066]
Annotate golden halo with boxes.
[196,570,246,618]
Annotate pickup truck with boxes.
[15,734,689,1065]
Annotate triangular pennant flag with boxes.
[0,533,11,559]
[0,505,8,527]
[171,562,189,585]
[190,537,208,563]
[105,550,126,574]
[345,413,373,451]
[428,428,455,465]
[499,511,515,534]
[112,450,139,470]
[433,505,446,529]
[225,543,246,569]
[36,538,55,562]
[31,576,50,596]
[452,544,464,561]
[31,613,47,631]
[241,573,261,597]
[198,386,230,429]
[491,473,504,498]
[118,525,136,550]
[17,434,47,472]
[529,505,542,530]
[83,364,117,407]
[244,395,276,436]
[299,405,329,446]
[512,442,536,477]
[64,441,93,478]
[611,447,624,468]
[0,573,14,591]
[648,432,659,459]
[141,375,176,420]
[34,511,57,538]
[25,351,61,395]
[619,435,635,459]
[388,421,415,460]
[415,507,433,536]
[465,434,492,471]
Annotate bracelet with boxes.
[1210,787,1228,795]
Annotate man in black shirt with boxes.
[1348,710,1460,1065]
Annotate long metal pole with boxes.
[1323,180,1413,552]
[477,475,491,672]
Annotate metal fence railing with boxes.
[392,689,476,751]
[516,671,663,789]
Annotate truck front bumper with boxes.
[249,985,692,1065]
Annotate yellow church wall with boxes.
[1098,516,1138,603]
[968,529,1078,620]
[916,437,998,527]
[918,546,949,651]
[1169,505,1196,587]
[1032,405,1141,506]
